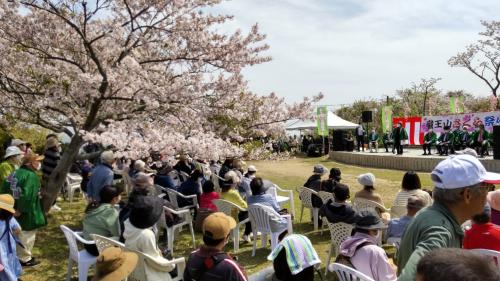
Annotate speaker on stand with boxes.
[362,111,373,123]
[493,126,500,160]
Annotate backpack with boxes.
[335,241,374,269]
[187,252,229,281]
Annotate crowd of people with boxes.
[1,133,500,281]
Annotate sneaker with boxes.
[242,235,251,243]
[50,204,62,212]
[21,258,40,267]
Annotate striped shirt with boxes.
[41,147,60,178]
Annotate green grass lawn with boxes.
[22,156,432,280]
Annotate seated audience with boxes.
[199,180,219,211]
[487,189,500,225]
[267,234,321,281]
[87,151,116,202]
[174,154,194,176]
[248,177,288,233]
[338,212,397,281]
[320,183,359,224]
[471,124,491,158]
[123,196,176,279]
[387,196,426,240]
[463,203,500,251]
[220,174,252,242]
[184,212,248,281]
[177,169,203,208]
[416,248,500,281]
[239,165,257,199]
[319,167,342,193]
[0,194,22,281]
[392,171,432,217]
[129,159,151,179]
[154,166,177,190]
[82,185,123,256]
[397,155,500,281]
[92,247,138,281]
[354,173,383,204]
[303,164,326,208]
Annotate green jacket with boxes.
[82,203,120,240]
[0,161,15,186]
[397,203,463,281]
[423,132,437,144]
[0,166,46,231]
[392,127,408,140]
[471,130,491,144]
[368,132,379,142]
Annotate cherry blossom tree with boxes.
[0,0,320,211]
[449,20,500,101]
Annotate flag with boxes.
[450,95,465,114]
[316,106,328,136]
[381,106,393,132]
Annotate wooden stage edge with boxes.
[328,150,500,173]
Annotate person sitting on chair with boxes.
[320,183,359,224]
[387,196,426,240]
[460,124,472,149]
[436,126,452,156]
[369,129,379,153]
[422,129,437,155]
[471,124,491,158]
[382,130,393,153]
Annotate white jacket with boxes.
[123,219,174,281]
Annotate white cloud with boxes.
[214,0,500,104]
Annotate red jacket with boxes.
[463,222,500,251]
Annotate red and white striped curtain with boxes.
[392,116,424,145]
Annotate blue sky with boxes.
[215,0,500,105]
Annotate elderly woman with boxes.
[220,171,252,242]
[303,164,327,208]
[354,173,390,222]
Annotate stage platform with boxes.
[329,148,500,173]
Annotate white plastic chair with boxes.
[352,198,389,214]
[317,191,335,234]
[166,189,198,210]
[328,263,375,281]
[297,187,320,230]
[266,184,295,217]
[91,234,125,252]
[324,222,354,276]
[163,206,196,255]
[128,249,186,281]
[60,225,97,281]
[64,173,83,202]
[213,199,249,252]
[470,248,500,269]
[390,205,407,219]
[179,171,190,182]
[248,204,293,257]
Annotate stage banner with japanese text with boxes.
[421,111,500,134]
[392,116,424,145]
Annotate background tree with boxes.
[0,0,319,211]
[449,20,500,103]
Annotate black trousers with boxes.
[474,142,489,156]
[437,143,449,155]
[423,143,433,154]
[383,141,392,152]
[356,135,364,151]
[394,140,403,154]
[238,211,252,235]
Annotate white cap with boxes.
[4,146,22,159]
[10,139,26,146]
[431,154,500,189]
[247,165,258,172]
[357,173,375,186]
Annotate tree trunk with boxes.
[41,134,85,212]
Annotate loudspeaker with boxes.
[332,130,345,151]
[493,126,500,159]
[362,111,372,123]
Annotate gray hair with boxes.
[433,185,483,206]
[100,150,115,165]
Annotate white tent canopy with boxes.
[285,111,359,130]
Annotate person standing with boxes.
[422,129,437,155]
[356,123,365,152]
[0,153,46,267]
[0,146,23,185]
[397,154,500,281]
[41,136,62,212]
[0,194,23,281]
[392,122,407,155]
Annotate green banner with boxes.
[316,106,328,136]
[381,106,393,132]
[450,95,465,114]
